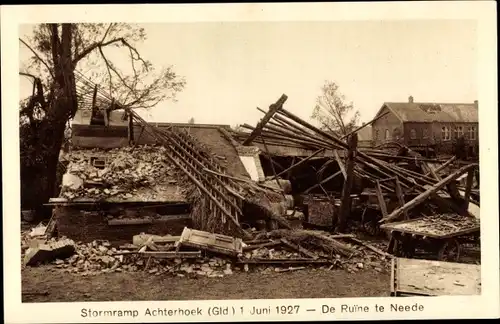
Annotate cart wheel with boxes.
[438,239,461,262]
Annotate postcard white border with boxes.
[2,2,499,323]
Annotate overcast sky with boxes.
[19,20,477,126]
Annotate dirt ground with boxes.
[22,266,390,303]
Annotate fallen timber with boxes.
[235,94,479,236]
[379,163,479,224]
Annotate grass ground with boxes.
[22,266,390,302]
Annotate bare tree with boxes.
[19,23,185,215]
[311,81,360,137]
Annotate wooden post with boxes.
[393,176,408,220]
[91,85,98,110]
[462,170,475,212]
[375,180,388,218]
[336,133,358,232]
[333,150,347,179]
[259,135,287,199]
[128,112,134,145]
[90,85,98,120]
[243,94,288,145]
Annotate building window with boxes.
[468,126,476,140]
[441,126,451,141]
[454,126,464,139]
[410,129,417,139]
[385,129,390,141]
[422,128,429,139]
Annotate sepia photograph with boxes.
[2,2,499,323]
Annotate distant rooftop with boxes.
[379,96,478,123]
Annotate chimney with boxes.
[474,100,478,108]
[408,96,414,103]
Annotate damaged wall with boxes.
[55,205,191,244]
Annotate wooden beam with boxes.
[303,170,342,194]
[393,176,408,220]
[243,94,288,145]
[273,148,325,179]
[333,149,347,179]
[340,111,390,140]
[375,180,388,218]
[91,85,98,110]
[379,163,478,224]
[337,133,358,232]
[462,170,475,212]
[128,112,134,145]
[426,156,456,176]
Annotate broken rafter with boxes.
[272,148,326,180]
[243,94,288,145]
[379,163,479,224]
[340,111,390,140]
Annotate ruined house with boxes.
[50,108,253,244]
[371,96,479,157]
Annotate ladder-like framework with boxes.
[125,108,251,238]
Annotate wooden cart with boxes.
[381,214,480,262]
[390,257,481,296]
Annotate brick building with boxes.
[371,96,479,157]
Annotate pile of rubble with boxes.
[22,224,391,277]
[60,145,192,201]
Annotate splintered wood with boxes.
[175,227,244,257]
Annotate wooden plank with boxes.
[393,177,408,220]
[133,234,181,246]
[72,124,129,137]
[45,211,57,237]
[429,156,457,176]
[395,258,481,296]
[425,162,442,181]
[280,238,319,259]
[379,163,479,223]
[462,170,475,212]
[135,251,201,259]
[333,150,347,179]
[243,240,281,251]
[375,180,388,218]
[108,218,153,226]
[348,237,393,258]
[337,133,358,232]
[340,111,390,140]
[176,227,243,257]
[243,94,288,145]
[237,258,331,265]
[303,170,342,194]
[274,148,326,179]
[390,258,396,296]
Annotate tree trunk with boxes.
[20,23,77,220]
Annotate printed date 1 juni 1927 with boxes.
[241,305,300,316]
